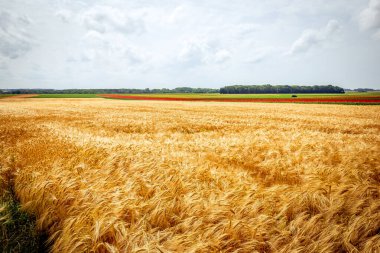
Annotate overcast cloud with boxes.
[0,0,379,89]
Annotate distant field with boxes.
[10,92,380,104]
[101,92,380,104]
[119,92,380,99]
[0,94,16,98]
[34,94,99,98]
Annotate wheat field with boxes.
[0,97,379,252]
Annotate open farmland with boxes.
[101,92,380,104]
[0,94,16,99]
[23,92,380,104]
[0,97,379,252]
[118,92,380,98]
[34,94,99,98]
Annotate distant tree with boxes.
[219,85,345,94]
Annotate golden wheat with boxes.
[0,97,379,252]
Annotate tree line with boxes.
[1,87,219,94]
[220,85,345,94]
[1,85,347,94]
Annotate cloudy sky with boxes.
[0,0,379,89]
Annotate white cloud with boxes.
[59,5,149,71]
[78,30,148,71]
[56,9,73,23]
[178,38,231,67]
[375,30,380,39]
[246,47,277,64]
[214,49,231,63]
[233,23,262,38]
[287,20,340,55]
[81,5,144,35]
[359,0,380,39]
[178,39,208,66]
[166,5,188,24]
[0,10,34,59]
